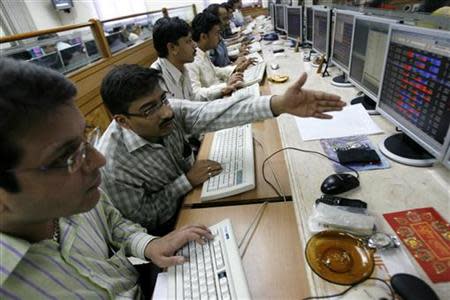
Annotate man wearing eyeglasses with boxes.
[0,58,213,299]
[97,63,345,237]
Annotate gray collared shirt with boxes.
[97,96,273,230]
[151,57,194,100]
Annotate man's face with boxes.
[174,32,196,63]
[123,86,175,140]
[0,104,106,224]
[205,24,222,49]
[218,7,230,27]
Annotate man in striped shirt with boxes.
[0,58,212,299]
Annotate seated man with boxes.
[97,63,345,236]
[186,12,244,101]
[205,4,251,67]
[229,0,245,27]
[0,58,212,299]
[150,17,196,100]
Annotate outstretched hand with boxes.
[270,73,346,119]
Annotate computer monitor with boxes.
[305,6,313,43]
[8,50,32,61]
[84,40,101,62]
[59,43,89,73]
[312,6,331,58]
[29,52,64,73]
[377,24,450,167]
[275,4,285,32]
[330,10,360,87]
[269,2,276,27]
[348,15,398,113]
[106,32,128,53]
[286,6,302,41]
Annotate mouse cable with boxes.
[253,136,287,202]
[262,147,360,186]
[301,277,395,300]
[238,201,269,258]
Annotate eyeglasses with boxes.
[6,127,101,175]
[125,93,169,120]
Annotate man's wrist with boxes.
[270,95,284,116]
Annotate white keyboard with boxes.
[243,62,266,87]
[168,219,251,300]
[232,83,260,101]
[248,42,262,53]
[246,52,264,64]
[201,124,255,201]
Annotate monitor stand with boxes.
[304,49,314,62]
[351,94,378,115]
[379,133,436,167]
[331,73,353,88]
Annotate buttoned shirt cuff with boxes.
[258,95,276,118]
[173,173,193,195]
[129,232,159,260]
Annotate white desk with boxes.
[261,41,450,298]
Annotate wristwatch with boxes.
[367,232,400,250]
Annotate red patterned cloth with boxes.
[384,207,450,283]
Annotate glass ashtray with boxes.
[305,230,375,285]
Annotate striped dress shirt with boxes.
[186,48,236,101]
[0,193,155,299]
[97,96,273,231]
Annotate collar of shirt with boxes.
[0,232,31,286]
[111,120,154,153]
[158,57,186,88]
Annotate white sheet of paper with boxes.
[152,272,168,300]
[295,104,383,141]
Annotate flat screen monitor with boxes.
[348,15,397,103]
[312,7,331,58]
[59,43,89,73]
[29,52,64,73]
[106,32,127,53]
[269,2,275,26]
[286,6,302,41]
[275,4,285,32]
[377,24,450,166]
[331,10,358,73]
[305,7,313,43]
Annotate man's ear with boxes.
[114,114,132,130]
[167,42,178,56]
[0,189,11,214]
[200,32,208,43]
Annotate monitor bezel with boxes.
[347,14,398,102]
[269,2,276,27]
[330,9,360,74]
[376,24,450,160]
[286,5,302,41]
[305,6,313,43]
[275,4,286,32]
[312,6,331,58]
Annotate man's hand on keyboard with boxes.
[228,72,244,85]
[270,72,346,119]
[186,159,223,187]
[144,225,213,267]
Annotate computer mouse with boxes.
[270,63,279,70]
[391,273,439,300]
[320,173,359,195]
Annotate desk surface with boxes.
[183,118,292,207]
[176,202,310,299]
[261,41,450,298]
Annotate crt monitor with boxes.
[286,6,302,41]
[312,6,331,58]
[377,24,450,167]
[348,15,398,112]
[305,6,313,43]
[29,52,64,73]
[275,4,285,32]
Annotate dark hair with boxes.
[0,58,76,193]
[205,4,222,17]
[221,2,233,11]
[100,64,162,115]
[191,12,221,42]
[153,17,192,58]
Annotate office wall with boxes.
[19,0,205,31]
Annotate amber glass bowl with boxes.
[305,231,375,285]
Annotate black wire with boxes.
[261,147,360,196]
[301,277,395,300]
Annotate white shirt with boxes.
[186,47,236,101]
[151,57,194,100]
[233,9,245,26]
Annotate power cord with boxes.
[301,277,395,300]
[238,201,269,258]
